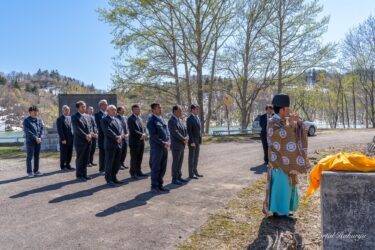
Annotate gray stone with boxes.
[321,171,375,249]
[58,93,117,115]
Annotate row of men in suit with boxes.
[57,103,129,170]
[56,100,132,182]
[56,100,203,190]
[147,103,203,193]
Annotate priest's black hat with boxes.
[272,94,290,107]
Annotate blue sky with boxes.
[0,0,374,90]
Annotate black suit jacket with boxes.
[56,115,74,145]
[128,114,145,146]
[259,113,272,137]
[100,116,124,150]
[168,115,187,151]
[95,110,107,148]
[71,112,91,147]
[186,114,202,145]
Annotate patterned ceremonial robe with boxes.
[263,114,310,216]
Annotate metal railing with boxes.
[212,129,254,136]
[0,137,25,143]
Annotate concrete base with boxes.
[321,171,375,249]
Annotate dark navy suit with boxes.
[101,116,124,183]
[71,112,91,178]
[168,115,187,181]
[116,114,129,166]
[147,114,170,189]
[23,116,44,174]
[56,115,74,169]
[95,110,107,172]
[186,114,202,177]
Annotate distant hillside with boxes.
[0,69,103,130]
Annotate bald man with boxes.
[100,105,124,186]
[56,105,74,171]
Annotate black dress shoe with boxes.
[131,175,139,180]
[114,179,125,184]
[83,176,92,180]
[66,167,74,171]
[90,162,98,166]
[151,188,161,194]
[138,173,149,177]
[195,174,203,177]
[107,181,116,187]
[189,176,198,179]
[76,177,87,182]
[178,178,188,183]
[159,186,170,193]
[172,180,183,185]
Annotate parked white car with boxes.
[252,115,317,136]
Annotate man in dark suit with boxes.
[147,103,170,193]
[187,104,203,179]
[71,101,92,181]
[116,106,129,170]
[128,104,148,179]
[100,105,124,186]
[95,99,108,174]
[87,106,98,167]
[168,105,189,185]
[259,104,274,165]
[23,105,44,178]
[56,105,74,171]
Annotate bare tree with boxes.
[168,0,234,129]
[222,0,276,130]
[267,0,335,93]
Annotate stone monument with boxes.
[321,171,375,249]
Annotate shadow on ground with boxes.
[95,182,186,217]
[250,164,267,174]
[48,175,131,204]
[248,217,302,249]
[1,170,63,186]
[10,173,101,198]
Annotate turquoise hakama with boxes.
[269,168,299,216]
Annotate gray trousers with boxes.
[188,145,200,177]
[171,148,184,181]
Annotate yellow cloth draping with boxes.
[306,152,375,198]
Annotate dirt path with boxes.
[0,129,373,250]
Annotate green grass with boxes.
[0,146,26,159]
[0,146,59,159]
